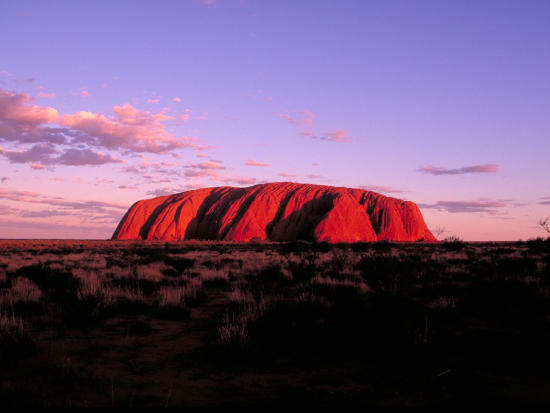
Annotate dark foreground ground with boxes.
[1,238,550,407]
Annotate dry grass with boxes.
[102,287,145,306]
[0,239,549,406]
[158,286,187,307]
[427,296,457,310]
[217,292,278,347]
[311,274,370,294]
[218,312,249,347]
[227,288,255,305]
[4,278,42,304]
[0,311,25,342]
[76,271,103,299]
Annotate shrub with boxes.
[357,255,420,293]
[285,253,317,283]
[538,217,550,234]
[245,264,291,292]
[12,264,80,296]
[164,256,195,272]
[371,240,392,252]
[526,237,550,252]
[442,235,467,251]
[496,257,538,279]
[199,268,229,282]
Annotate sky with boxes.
[0,0,549,241]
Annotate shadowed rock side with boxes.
[112,182,436,242]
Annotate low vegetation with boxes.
[0,239,549,406]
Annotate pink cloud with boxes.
[188,160,225,170]
[0,88,213,175]
[0,143,57,164]
[196,111,208,120]
[181,161,228,179]
[179,166,258,186]
[112,104,174,124]
[189,142,215,151]
[184,169,209,178]
[418,199,511,214]
[80,90,89,97]
[231,177,256,185]
[418,164,500,175]
[172,97,181,103]
[0,219,115,238]
[0,188,41,203]
[118,184,138,190]
[0,144,123,166]
[147,98,160,104]
[213,175,257,185]
[146,188,178,197]
[180,114,190,122]
[320,130,348,142]
[245,159,270,167]
[305,130,348,142]
[0,187,128,214]
[20,209,72,218]
[278,172,297,178]
[305,174,333,182]
[55,148,124,166]
[0,89,67,145]
[37,92,56,99]
[0,199,127,230]
[119,158,185,178]
[359,185,407,194]
[0,89,59,125]
[0,204,19,215]
[279,109,315,129]
[279,110,347,143]
[0,71,35,84]
[146,183,205,197]
[61,104,201,153]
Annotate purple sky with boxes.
[1,0,549,240]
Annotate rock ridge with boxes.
[112,182,436,242]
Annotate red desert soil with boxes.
[112,182,436,242]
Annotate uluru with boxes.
[112,182,436,242]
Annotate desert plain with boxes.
[1,238,550,407]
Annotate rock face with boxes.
[112,182,436,242]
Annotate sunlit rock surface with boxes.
[112,182,436,242]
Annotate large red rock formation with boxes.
[112,182,436,242]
